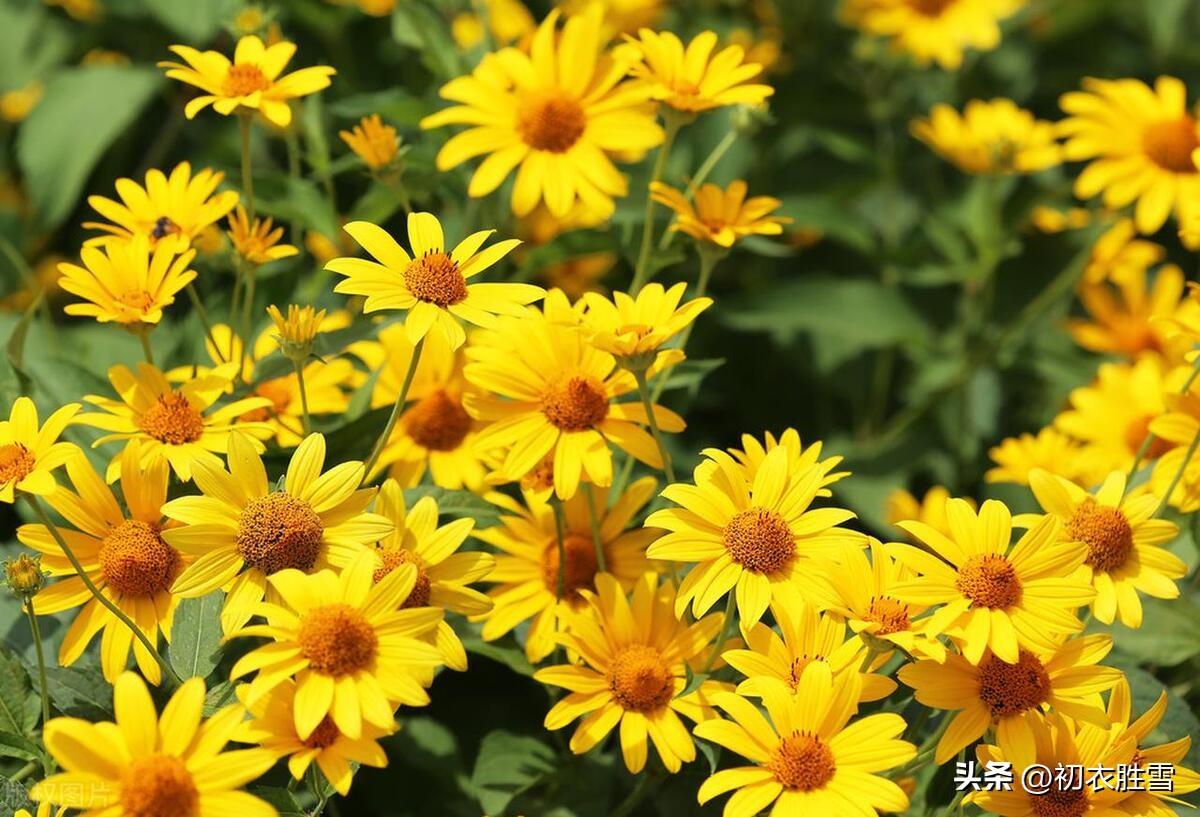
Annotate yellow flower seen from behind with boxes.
[227,206,298,266]
[339,114,400,170]
[651,180,791,248]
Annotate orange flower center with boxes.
[607,644,674,713]
[516,91,587,153]
[541,532,598,599]
[120,754,199,817]
[0,443,35,485]
[1124,414,1172,459]
[139,394,205,445]
[768,732,836,791]
[116,290,156,313]
[976,649,1050,718]
[297,603,378,675]
[1068,499,1134,573]
[242,378,293,422]
[956,554,1021,609]
[865,596,911,635]
[540,375,609,432]
[787,655,826,690]
[236,492,324,575]
[373,548,432,608]
[223,63,270,97]
[404,389,472,451]
[722,507,795,574]
[302,715,342,749]
[99,520,181,597]
[1030,783,1089,817]
[908,0,955,15]
[1142,117,1200,173]
[404,251,467,306]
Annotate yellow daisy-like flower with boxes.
[159,35,336,128]
[0,397,80,502]
[985,427,1097,487]
[236,679,389,795]
[226,206,298,266]
[580,282,711,363]
[339,114,400,170]
[420,6,664,218]
[535,572,729,773]
[31,672,278,817]
[910,99,1061,175]
[19,446,184,685]
[840,0,1025,71]
[1081,218,1165,285]
[1104,677,1200,809]
[1025,469,1184,627]
[721,428,849,493]
[888,499,1093,664]
[229,551,444,739]
[76,362,273,482]
[58,235,197,327]
[618,29,774,113]
[886,484,970,541]
[646,446,863,631]
[83,161,239,252]
[163,433,393,634]
[1060,76,1200,244]
[473,478,658,663]
[1150,384,1200,513]
[327,212,541,349]
[695,664,915,817]
[327,479,494,671]
[561,0,662,34]
[900,635,1121,765]
[650,180,792,248]
[1068,265,1186,360]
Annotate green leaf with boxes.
[456,628,535,677]
[142,0,238,42]
[391,1,462,79]
[258,175,340,247]
[168,591,224,680]
[469,730,556,816]
[0,0,70,89]
[251,786,306,817]
[0,776,32,817]
[43,665,113,721]
[0,648,37,737]
[1110,597,1200,666]
[0,731,42,763]
[403,486,501,528]
[17,66,162,229]
[202,680,237,716]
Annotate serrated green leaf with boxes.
[470,730,555,816]
[0,776,32,817]
[43,665,113,721]
[0,731,41,763]
[0,648,36,737]
[168,591,224,680]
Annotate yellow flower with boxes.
[226,206,298,266]
[910,99,1061,174]
[473,478,658,663]
[900,635,1122,765]
[339,114,400,170]
[76,362,272,481]
[1060,76,1200,244]
[617,30,774,113]
[267,304,324,357]
[886,485,970,540]
[450,0,536,49]
[888,500,1093,664]
[236,679,389,795]
[44,0,102,22]
[650,180,791,247]
[3,553,44,598]
[646,446,863,631]
[81,48,130,67]
[0,397,80,502]
[580,282,711,363]
[1068,264,1186,359]
[58,235,197,327]
[420,6,664,218]
[327,212,542,349]
[1081,218,1165,285]
[695,664,915,816]
[560,0,663,34]
[19,445,185,684]
[535,572,728,773]
[31,673,278,817]
[1025,469,1184,628]
[164,433,393,634]
[327,480,494,671]
[229,551,444,739]
[985,427,1097,487]
[159,35,336,128]
[0,81,42,122]
[1104,677,1200,807]
[1029,205,1092,233]
[83,162,239,253]
[721,428,849,492]
[840,0,1025,71]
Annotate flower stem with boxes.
[581,483,607,573]
[186,283,225,363]
[1155,427,1200,516]
[551,497,567,602]
[630,115,684,294]
[238,113,255,219]
[362,337,424,482]
[25,603,53,775]
[23,494,180,687]
[700,592,737,675]
[240,268,258,380]
[137,327,155,366]
[658,130,738,251]
[633,368,675,484]
[293,358,312,436]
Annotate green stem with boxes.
[24,494,180,687]
[239,113,255,219]
[634,368,675,484]
[362,338,424,481]
[240,268,257,381]
[551,498,567,602]
[10,761,36,783]
[858,643,882,673]
[1155,427,1200,516]
[630,115,684,294]
[293,358,312,436]
[611,772,658,817]
[137,327,155,366]
[700,592,737,675]
[657,130,738,252]
[25,604,53,775]
[581,483,607,573]
[228,262,244,362]
[186,283,225,363]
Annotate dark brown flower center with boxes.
[99,520,181,597]
[723,508,795,574]
[540,375,609,432]
[236,493,324,575]
[977,649,1051,718]
[1143,117,1200,173]
[1069,499,1134,573]
[404,389,472,451]
[541,532,598,600]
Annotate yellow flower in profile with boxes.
[159,35,336,127]
[236,679,390,795]
[695,664,915,817]
[83,162,239,252]
[1105,677,1200,807]
[985,427,1096,487]
[618,30,774,113]
[911,99,1061,174]
[1068,264,1185,358]
[1060,76,1200,243]
[339,114,400,170]
[900,635,1122,765]
[0,81,42,122]
[267,303,324,356]
[31,673,278,817]
[840,0,1025,71]
[888,500,1093,664]
[226,206,298,266]
[580,282,712,363]
[886,484,971,540]
[646,446,863,631]
[1025,469,1184,627]
[20,446,184,684]
[230,551,444,739]
[473,479,658,663]
[164,433,392,634]
[0,397,80,502]
[327,212,541,349]
[421,6,664,218]
[77,362,272,481]
[650,180,791,248]
[535,573,728,773]
[58,235,196,327]
[1081,218,1165,285]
